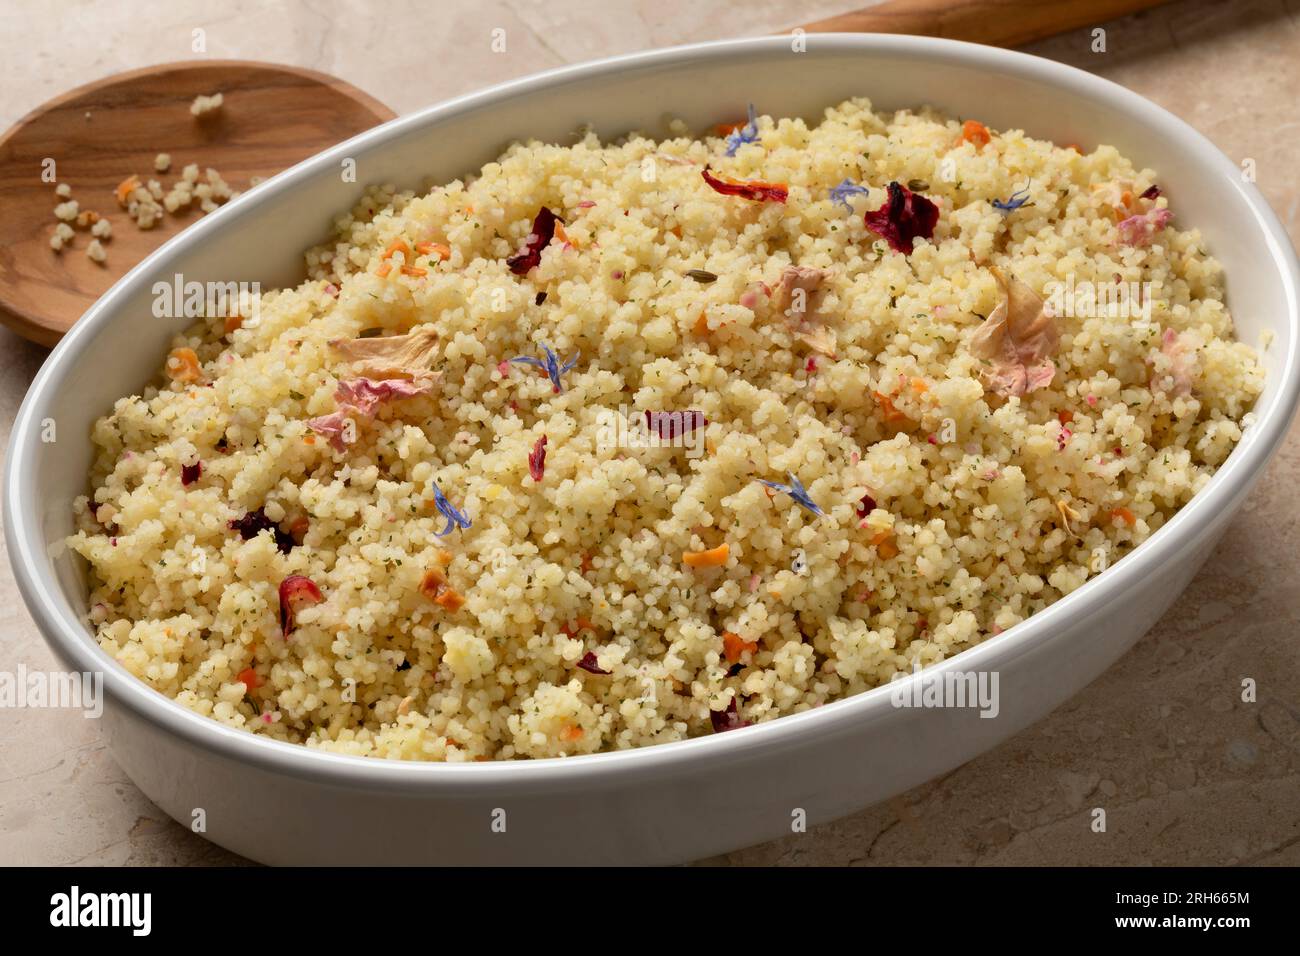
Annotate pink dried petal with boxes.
[969,267,1059,398]
[334,376,433,416]
[1117,208,1173,248]
[278,574,323,638]
[306,410,354,451]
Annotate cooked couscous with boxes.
[69,99,1263,760]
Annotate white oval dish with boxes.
[6,35,1299,865]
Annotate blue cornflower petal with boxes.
[431,482,471,537]
[829,178,870,212]
[758,473,824,518]
[724,103,761,157]
[512,342,579,393]
[992,184,1032,213]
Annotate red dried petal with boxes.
[181,462,202,486]
[643,410,707,440]
[701,166,788,204]
[855,493,877,519]
[709,697,751,733]
[506,208,562,275]
[576,651,610,675]
[229,508,295,554]
[864,181,940,255]
[528,435,548,482]
[278,574,323,638]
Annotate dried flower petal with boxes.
[430,483,471,537]
[506,207,562,274]
[1117,208,1173,248]
[278,574,323,638]
[969,267,1059,398]
[528,435,548,482]
[1153,327,1196,396]
[181,461,202,486]
[229,508,295,554]
[992,184,1032,213]
[510,343,579,394]
[864,181,939,255]
[709,697,751,733]
[758,473,824,517]
[774,266,836,356]
[829,179,870,211]
[334,376,434,416]
[723,103,760,156]
[328,325,439,379]
[644,410,707,440]
[576,652,610,675]
[306,410,354,452]
[701,166,788,204]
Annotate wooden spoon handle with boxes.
[798,0,1174,47]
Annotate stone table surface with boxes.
[1,0,1297,866]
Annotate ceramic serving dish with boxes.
[6,34,1298,865]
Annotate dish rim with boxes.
[6,32,1299,790]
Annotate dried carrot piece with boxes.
[381,239,411,261]
[237,667,262,690]
[434,587,466,611]
[869,528,899,559]
[419,567,447,599]
[115,175,141,205]
[415,241,451,260]
[722,631,758,663]
[165,347,202,383]
[683,543,729,568]
[874,391,910,425]
[224,314,243,335]
[561,724,584,742]
[375,262,392,278]
[961,120,991,149]
[1111,506,1137,527]
[400,264,428,277]
[693,311,710,336]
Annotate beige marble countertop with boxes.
[2,0,1298,866]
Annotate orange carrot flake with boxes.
[874,391,910,424]
[722,631,758,663]
[683,543,730,568]
[165,347,203,383]
[415,241,451,261]
[1111,506,1137,527]
[434,588,466,611]
[381,239,411,261]
[114,175,141,205]
[961,120,991,149]
[419,567,448,599]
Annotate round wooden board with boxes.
[0,60,396,347]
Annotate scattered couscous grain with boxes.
[68,99,1264,761]
[190,92,224,117]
